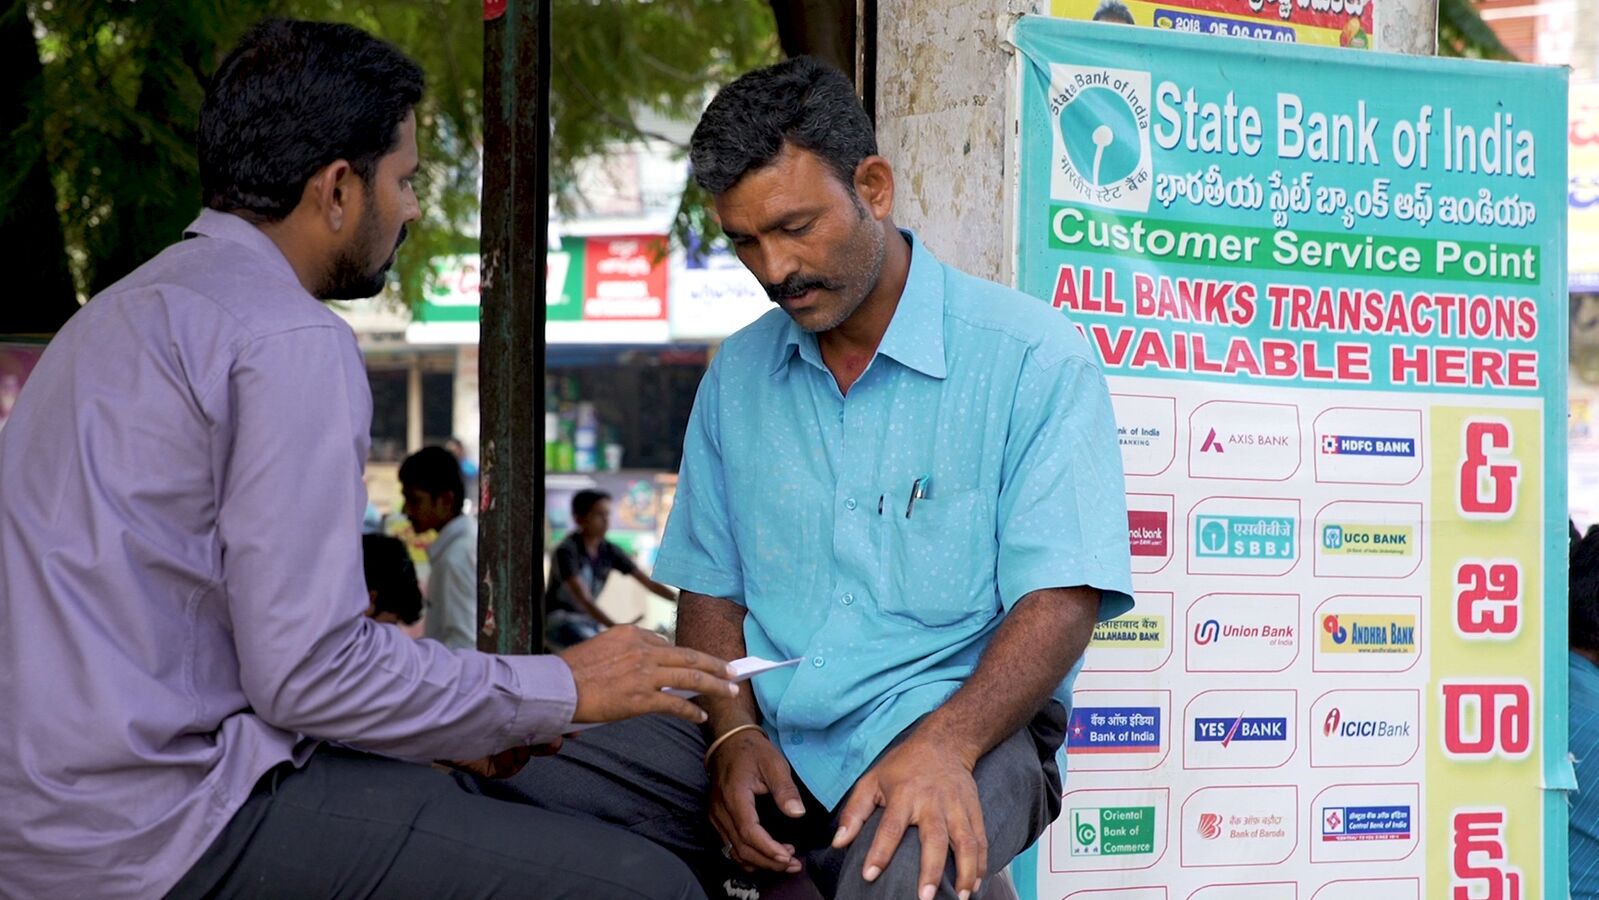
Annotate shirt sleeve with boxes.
[652,357,744,602]
[996,354,1135,621]
[552,541,582,582]
[215,327,575,757]
[606,542,637,577]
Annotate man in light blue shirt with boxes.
[1570,526,1599,897]
[505,57,1132,900]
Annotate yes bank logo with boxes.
[1047,63,1154,212]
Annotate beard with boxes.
[319,215,406,301]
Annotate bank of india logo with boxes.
[1047,63,1154,212]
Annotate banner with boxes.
[407,235,672,344]
[1052,0,1373,49]
[1011,18,1568,899]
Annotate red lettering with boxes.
[1452,809,1522,900]
[1441,682,1532,759]
[1459,420,1519,518]
[1455,560,1522,638]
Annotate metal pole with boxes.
[479,0,549,654]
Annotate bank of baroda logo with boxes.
[1047,63,1153,212]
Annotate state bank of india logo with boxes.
[1047,63,1154,213]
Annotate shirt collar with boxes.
[182,208,303,287]
[768,229,948,380]
[428,514,475,558]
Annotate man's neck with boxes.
[256,214,326,298]
[818,227,911,395]
[1578,647,1599,666]
[580,532,604,552]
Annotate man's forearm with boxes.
[914,586,1100,767]
[677,590,760,735]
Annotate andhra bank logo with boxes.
[1320,523,1415,557]
[1047,63,1154,212]
[1320,614,1418,655]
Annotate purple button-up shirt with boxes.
[0,210,576,899]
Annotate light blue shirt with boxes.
[1572,651,1599,898]
[654,231,1135,807]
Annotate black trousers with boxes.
[164,745,706,900]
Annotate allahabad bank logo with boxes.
[1048,63,1154,213]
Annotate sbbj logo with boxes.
[1323,707,1411,738]
[1194,715,1288,746]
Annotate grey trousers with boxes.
[486,703,1066,900]
[164,745,706,900]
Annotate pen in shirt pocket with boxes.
[905,475,931,518]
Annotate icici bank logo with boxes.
[1323,708,1342,736]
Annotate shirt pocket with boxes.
[877,487,1000,628]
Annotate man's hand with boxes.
[559,624,737,724]
[832,737,988,900]
[438,739,561,779]
[708,730,807,874]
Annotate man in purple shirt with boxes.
[0,19,735,900]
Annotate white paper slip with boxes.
[565,656,802,732]
[662,655,801,698]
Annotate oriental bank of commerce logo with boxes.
[1047,63,1154,212]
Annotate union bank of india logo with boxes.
[1047,63,1154,213]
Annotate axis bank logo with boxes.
[1201,428,1224,453]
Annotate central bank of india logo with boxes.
[1059,86,1143,188]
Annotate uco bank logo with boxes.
[1047,63,1154,212]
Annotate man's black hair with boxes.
[361,533,422,624]
[572,490,612,521]
[399,446,465,516]
[689,57,876,197]
[1092,0,1137,23]
[1573,525,1599,652]
[199,18,424,222]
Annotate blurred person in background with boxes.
[545,489,680,649]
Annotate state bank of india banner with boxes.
[1010,17,1571,900]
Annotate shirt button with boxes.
[791,734,806,745]
[844,498,857,511]
[812,656,825,668]
[842,592,855,605]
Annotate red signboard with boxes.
[582,236,669,322]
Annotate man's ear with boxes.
[302,159,357,232]
[853,156,896,221]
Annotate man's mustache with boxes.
[765,274,842,302]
